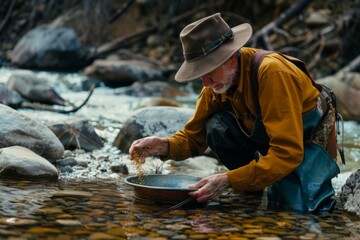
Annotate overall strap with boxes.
[249,50,272,114]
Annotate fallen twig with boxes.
[20,84,95,114]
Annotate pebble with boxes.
[0,217,37,226]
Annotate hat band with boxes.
[183,29,234,61]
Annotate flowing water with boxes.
[0,67,359,239]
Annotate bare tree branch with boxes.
[0,0,16,35]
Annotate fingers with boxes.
[188,178,211,202]
[129,138,148,162]
[129,137,158,162]
[188,174,230,203]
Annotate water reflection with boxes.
[0,180,58,218]
[0,178,360,239]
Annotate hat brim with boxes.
[174,23,253,83]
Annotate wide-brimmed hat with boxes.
[174,13,252,82]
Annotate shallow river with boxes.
[0,68,359,239]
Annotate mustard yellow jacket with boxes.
[166,47,319,192]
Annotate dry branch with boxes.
[90,1,224,60]
[0,0,16,35]
[249,0,315,50]
[20,84,95,114]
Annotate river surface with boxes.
[0,67,359,239]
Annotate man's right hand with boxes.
[129,136,169,163]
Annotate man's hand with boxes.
[129,136,169,163]
[188,173,230,202]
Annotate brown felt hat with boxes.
[175,13,252,82]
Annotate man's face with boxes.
[201,55,237,94]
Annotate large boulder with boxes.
[113,106,194,153]
[0,104,64,162]
[11,25,89,71]
[0,146,58,179]
[83,59,165,87]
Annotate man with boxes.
[129,13,340,213]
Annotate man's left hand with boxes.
[188,173,230,202]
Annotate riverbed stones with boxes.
[113,106,194,153]
[0,104,64,162]
[0,146,58,179]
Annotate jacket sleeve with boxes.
[166,88,222,160]
[227,57,318,192]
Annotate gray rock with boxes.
[11,25,88,71]
[0,83,23,107]
[0,146,58,179]
[48,119,103,152]
[115,81,187,98]
[56,157,77,167]
[0,104,64,162]
[7,70,65,105]
[84,59,165,87]
[113,106,194,153]
[340,169,360,215]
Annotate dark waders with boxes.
[205,108,340,213]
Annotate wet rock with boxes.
[340,169,360,215]
[113,106,194,153]
[115,80,187,98]
[56,219,82,226]
[0,83,23,108]
[0,217,38,226]
[26,227,61,234]
[83,59,165,87]
[0,104,64,162]
[52,190,93,198]
[317,72,360,121]
[56,157,77,167]
[11,25,88,71]
[110,164,129,174]
[140,97,183,107]
[88,232,115,240]
[0,146,58,179]
[7,70,66,105]
[48,119,104,152]
[61,166,73,173]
